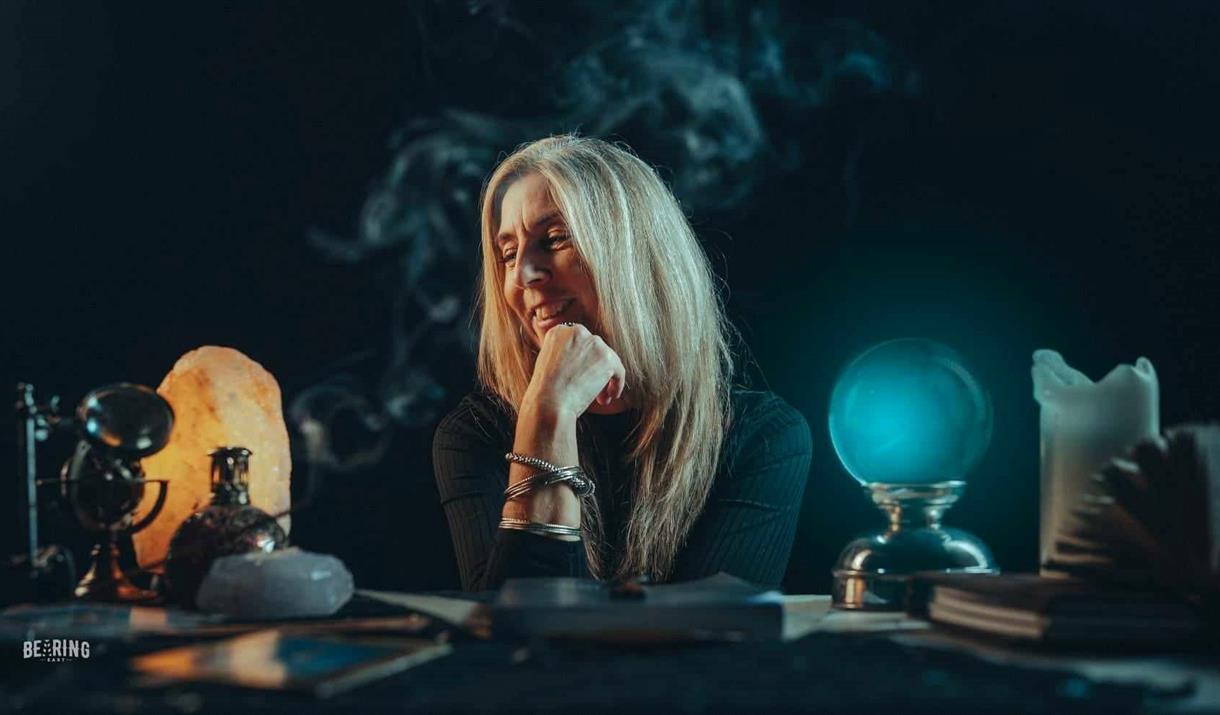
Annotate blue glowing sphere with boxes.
[829,338,992,485]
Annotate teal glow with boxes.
[828,338,992,485]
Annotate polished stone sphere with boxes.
[829,338,992,485]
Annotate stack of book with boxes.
[913,573,1202,644]
[914,424,1220,644]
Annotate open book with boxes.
[1053,423,1220,594]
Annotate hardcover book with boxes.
[491,572,784,642]
[912,573,1201,643]
[131,629,451,697]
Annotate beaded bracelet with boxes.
[505,452,563,472]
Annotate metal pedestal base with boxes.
[831,482,997,611]
[74,542,159,603]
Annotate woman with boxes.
[433,135,811,591]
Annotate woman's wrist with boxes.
[519,391,580,427]
[506,393,582,528]
[501,477,582,525]
[504,483,582,527]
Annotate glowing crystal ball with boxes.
[829,338,992,485]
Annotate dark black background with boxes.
[4,1,1219,594]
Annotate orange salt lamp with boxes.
[132,346,292,569]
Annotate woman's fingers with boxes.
[597,338,627,402]
[583,335,625,407]
[600,376,622,406]
[533,325,628,412]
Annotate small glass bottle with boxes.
[165,446,287,607]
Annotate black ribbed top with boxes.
[432,389,812,591]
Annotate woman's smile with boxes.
[532,298,576,330]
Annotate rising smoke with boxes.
[291,0,921,472]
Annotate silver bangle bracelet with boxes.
[504,465,595,500]
[504,453,596,498]
[499,517,582,539]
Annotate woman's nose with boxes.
[516,250,551,287]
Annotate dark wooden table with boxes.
[2,593,1216,715]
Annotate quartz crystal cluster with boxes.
[195,548,354,618]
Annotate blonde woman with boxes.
[433,135,811,590]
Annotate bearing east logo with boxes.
[23,639,91,662]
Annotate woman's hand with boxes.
[522,323,626,420]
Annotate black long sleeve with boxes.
[671,392,812,586]
[431,395,587,590]
[432,390,811,591]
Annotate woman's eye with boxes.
[545,234,570,249]
[498,250,517,265]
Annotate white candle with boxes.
[1032,350,1159,575]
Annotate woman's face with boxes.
[496,172,598,347]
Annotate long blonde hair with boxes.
[476,135,733,580]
